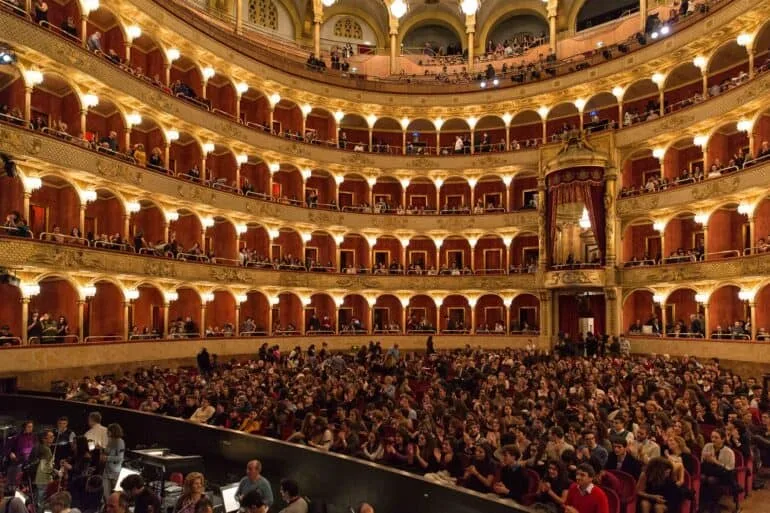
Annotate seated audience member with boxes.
[564,463,609,513]
[278,479,308,513]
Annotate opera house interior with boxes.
[2,0,770,512]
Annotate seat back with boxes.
[607,469,637,502]
[599,485,621,513]
[169,472,184,486]
[525,468,540,494]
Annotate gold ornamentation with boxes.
[691,176,740,200]
[545,270,604,288]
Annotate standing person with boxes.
[84,412,108,449]
[174,473,206,513]
[197,348,211,375]
[235,460,273,509]
[564,463,609,513]
[53,416,76,465]
[102,424,125,497]
[425,336,435,355]
[34,429,56,512]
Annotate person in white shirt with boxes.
[189,397,215,423]
[700,428,736,513]
[634,424,660,464]
[84,411,108,449]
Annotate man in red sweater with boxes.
[565,463,609,513]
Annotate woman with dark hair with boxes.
[532,460,570,513]
[102,424,125,496]
[462,444,496,493]
[699,428,736,513]
[637,457,682,513]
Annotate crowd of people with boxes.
[49,340,770,513]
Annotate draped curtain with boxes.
[547,167,606,264]
[558,294,606,337]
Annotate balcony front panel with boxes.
[0,237,539,293]
[620,252,770,288]
[0,123,539,235]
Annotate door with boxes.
[447,250,463,269]
[409,251,427,268]
[84,216,96,238]
[29,204,47,235]
[645,235,662,261]
[484,249,502,273]
[484,193,501,209]
[152,305,162,334]
[409,195,427,208]
[305,247,318,265]
[374,251,389,267]
[519,306,537,329]
[340,250,354,270]
[338,191,353,208]
[484,306,503,327]
[374,307,389,331]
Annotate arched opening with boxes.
[371,117,401,154]
[440,236,472,273]
[340,294,368,334]
[128,116,166,171]
[662,137,703,183]
[206,72,237,118]
[307,231,335,270]
[129,284,164,339]
[707,204,747,259]
[170,209,204,260]
[240,158,271,198]
[170,55,204,104]
[475,115,506,153]
[476,294,505,333]
[576,0,638,32]
[706,122,750,174]
[511,231,539,272]
[274,292,301,334]
[753,107,770,161]
[405,177,436,213]
[405,235,436,272]
[756,284,770,340]
[205,290,236,336]
[30,175,82,240]
[509,110,542,148]
[545,102,579,142]
[621,79,660,127]
[305,107,334,143]
[0,282,22,345]
[510,293,539,332]
[511,173,538,210]
[272,98,302,138]
[340,233,369,272]
[34,0,81,43]
[306,293,335,334]
[485,13,548,56]
[338,113,369,151]
[168,287,202,337]
[583,92,618,133]
[475,234,505,274]
[85,6,127,65]
[305,169,336,209]
[240,291,269,335]
[30,72,81,136]
[239,88,271,127]
[127,32,166,85]
[752,196,770,253]
[622,219,659,264]
[86,188,127,246]
[439,177,470,213]
[0,170,24,232]
[663,62,704,114]
[209,216,238,264]
[708,285,747,339]
[622,290,659,336]
[664,288,703,338]
[372,235,402,273]
[29,276,79,344]
[170,131,202,178]
[273,227,303,268]
[0,64,25,124]
[272,164,303,204]
[373,294,402,334]
[371,176,402,212]
[402,23,463,56]
[206,146,238,193]
[620,149,659,194]
[442,118,471,155]
[440,295,470,333]
[406,295,437,333]
[86,97,126,154]
[405,118,435,155]
[240,223,270,266]
[131,199,166,252]
[87,280,124,341]
[475,176,506,213]
[662,212,702,264]
[706,41,749,95]
[338,173,370,211]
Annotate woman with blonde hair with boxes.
[174,472,206,513]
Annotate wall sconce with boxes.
[652,147,665,160]
[125,201,141,213]
[611,86,624,99]
[537,106,549,119]
[268,296,279,306]
[236,154,248,165]
[82,93,99,109]
[235,224,248,235]
[202,142,215,154]
[573,98,587,112]
[466,116,478,130]
[333,110,345,123]
[651,73,665,87]
[126,112,143,127]
[468,237,478,248]
[501,113,513,126]
[126,25,142,41]
[202,292,215,303]
[693,213,710,225]
[653,221,666,232]
[694,293,709,304]
[166,48,180,62]
[164,291,179,303]
[166,130,180,142]
[652,294,665,304]
[333,234,344,245]
[301,232,312,243]
[399,178,410,189]
[202,67,216,80]
[202,217,215,228]
[366,236,378,247]
[124,289,140,301]
[80,285,97,299]
[692,56,707,71]
[268,228,280,240]
[399,117,410,130]
[268,93,281,107]
[301,104,312,116]
[79,190,97,203]
[301,168,312,180]
[235,82,249,95]
[22,176,42,192]
[268,162,280,173]
[235,294,248,304]
[693,135,708,147]
[334,175,344,185]
[165,210,179,222]
[21,283,41,297]
[434,118,445,130]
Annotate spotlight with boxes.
[660,25,670,35]
[492,78,499,86]
[480,80,487,88]
[651,31,659,39]
[0,45,17,65]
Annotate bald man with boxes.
[236,460,273,508]
[356,503,374,513]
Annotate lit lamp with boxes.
[334,175,344,185]
[202,292,215,303]
[390,0,407,18]
[235,224,248,235]
[333,110,345,123]
[269,296,279,306]
[399,117,410,130]
[737,202,754,216]
[126,112,142,127]
[79,190,97,203]
[124,289,140,301]
[202,217,215,228]
[738,290,754,302]
[236,154,248,165]
[611,86,624,99]
[366,236,378,247]
[537,106,549,119]
[22,176,42,192]
[301,232,312,243]
[652,294,665,304]
[126,25,142,41]
[125,201,141,213]
[693,213,709,225]
[166,48,181,62]
[333,234,344,245]
[652,147,665,160]
[693,135,708,148]
[80,0,99,15]
[165,210,179,222]
[164,291,179,303]
[574,98,587,112]
[578,207,591,230]
[268,93,281,108]
[501,113,513,126]
[166,130,180,142]
[651,73,665,87]
[301,168,312,180]
[692,56,707,71]
[366,114,378,127]
[652,220,666,232]
[460,0,478,14]
[202,142,215,154]
[737,119,753,133]
[268,228,280,240]
[737,33,754,47]
[694,293,709,304]
[21,283,41,297]
[202,67,216,81]
[80,285,97,299]
[235,82,249,95]
[268,162,280,173]
[82,93,99,109]
[301,104,313,117]
[235,294,248,304]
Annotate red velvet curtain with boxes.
[558,294,606,336]
[547,167,605,264]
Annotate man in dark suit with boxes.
[605,439,642,480]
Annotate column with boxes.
[466,27,475,72]
[541,119,547,143]
[77,300,85,342]
[639,0,647,32]
[124,128,132,153]
[125,42,132,62]
[164,63,172,87]
[658,89,665,117]
[604,288,621,338]
[750,302,757,341]
[80,16,88,47]
[79,205,86,237]
[401,306,407,335]
[748,49,755,79]
[368,128,373,152]
[268,107,275,131]
[469,183,475,209]
[469,243,476,272]
[470,305,476,334]
[540,290,553,342]
[436,301,442,333]
[400,241,407,267]
[749,216,756,254]
[401,129,407,155]
[235,95,242,121]
[701,72,708,97]
[435,184,441,211]
[200,304,206,337]
[370,306,376,335]
[200,155,208,184]
[548,15,557,56]
[660,300,667,337]
[268,306,273,336]
[504,185,511,212]
[23,193,31,219]
[505,305,511,334]
[659,233,667,259]
[505,125,510,151]
[164,144,171,172]
[537,178,548,271]
[469,129,475,154]
[235,306,241,336]
[604,168,618,268]
[21,298,30,345]
[162,303,170,338]
[368,182,375,206]
[123,302,130,341]
[235,0,243,34]
[618,101,624,127]
[436,130,441,155]
[703,303,710,338]
[24,86,32,123]
[80,109,87,136]
[313,19,322,59]
[201,79,209,100]
[389,30,399,75]
[401,185,407,208]
[163,221,170,242]
[702,224,709,258]
[123,215,130,240]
